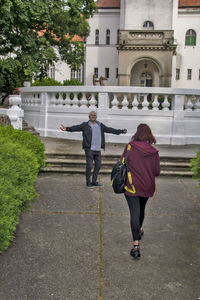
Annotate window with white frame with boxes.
[176,69,180,80]
[143,21,154,29]
[187,69,192,80]
[106,29,110,45]
[95,29,99,45]
[48,63,55,79]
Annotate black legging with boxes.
[125,195,149,241]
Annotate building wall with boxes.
[53,2,200,89]
[85,9,120,85]
[172,9,200,88]
[121,0,174,30]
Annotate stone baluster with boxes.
[185,96,193,111]
[36,93,41,105]
[88,93,97,109]
[50,93,56,106]
[121,94,129,110]
[71,93,79,107]
[162,95,170,111]
[194,96,200,111]
[64,93,72,108]
[142,94,149,110]
[80,92,89,108]
[57,93,63,106]
[131,94,138,110]
[152,94,159,111]
[111,93,119,109]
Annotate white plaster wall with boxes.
[122,0,173,30]
[87,10,120,45]
[173,11,200,89]
[85,46,119,85]
[85,9,120,85]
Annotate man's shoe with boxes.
[86,183,94,188]
[92,182,103,187]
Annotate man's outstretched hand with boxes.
[60,124,67,131]
[121,129,127,134]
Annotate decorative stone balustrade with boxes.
[20,86,200,145]
[0,95,24,130]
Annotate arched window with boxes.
[106,29,110,45]
[95,29,99,45]
[143,21,154,30]
[185,29,196,46]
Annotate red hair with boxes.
[132,124,156,144]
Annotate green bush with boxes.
[31,77,62,86]
[0,126,46,167]
[63,79,83,86]
[0,141,39,253]
[190,150,200,188]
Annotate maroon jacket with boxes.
[121,140,160,197]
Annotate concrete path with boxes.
[0,173,200,300]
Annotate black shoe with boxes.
[130,245,141,258]
[86,183,94,188]
[92,182,103,187]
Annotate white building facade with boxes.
[53,0,200,89]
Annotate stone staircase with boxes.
[41,153,193,177]
[22,120,39,136]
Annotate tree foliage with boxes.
[0,0,97,102]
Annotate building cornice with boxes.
[178,7,200,13]
[116,45,177,53]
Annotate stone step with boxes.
[43,152,193,176]
[45,152,192,162]
[41,166,193,177]
[45,157,191,170]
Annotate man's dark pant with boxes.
[125,195,149,241]
[85,150,101,184]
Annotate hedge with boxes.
[0,128,46,253]
[0,126,46,167]
[190,150,200,188]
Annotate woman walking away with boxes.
[121,124,160,259]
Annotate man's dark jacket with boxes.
[66,121,124,150]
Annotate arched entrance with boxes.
[130,59,160,87]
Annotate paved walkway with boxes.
[0,138,200,300]
[0,173,200,299]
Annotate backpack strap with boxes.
[122,144,136,195]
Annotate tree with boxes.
[0,0,97,103]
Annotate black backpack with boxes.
[111,144,136,194]
[111,159,128,193]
